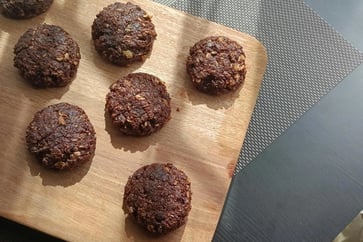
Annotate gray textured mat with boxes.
[154,0,363,173]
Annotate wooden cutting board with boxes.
[0,0,267,241]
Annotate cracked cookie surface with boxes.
[14,23,81,88]
[106,72,171,136]
[92,2,156,66]
[1,0,53,19]
[187,36,247,95]
[25,103,96,170]
[123,163,192,234]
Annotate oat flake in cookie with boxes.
[92,2,157,66]
[14,23,81,88]
[0,0,53,19]
[186,36,247,95]
[123,163,192,234]
[26,103,96,170]
[106,73,171,136]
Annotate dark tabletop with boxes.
[2,1,363,241]
[214,0,363,241]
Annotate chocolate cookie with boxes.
[106,73,171,136]
[91,2,157,66]
[26,103,96,170]
[123,163,192,234]
[0,0,53,19]
[14,23,81,88]
[186,36,247,95]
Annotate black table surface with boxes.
[214,0,363,241]
[2,1,363,241]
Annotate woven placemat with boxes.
[154,0,363,173]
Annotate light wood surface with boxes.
[0,0,267,241]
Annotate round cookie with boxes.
[14,23,81,88]
[0,0,53,19]
[186,36,247,95]
[25,103,96,170]
[123,163,192,234]
[106,73,171,136]
[91,2,157,66]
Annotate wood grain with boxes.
[0,0,267,241]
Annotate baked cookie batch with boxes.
[3,1,247,235]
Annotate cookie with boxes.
[106,73,171,136]
[14,23,81,88]
[123,163,192,234]
[91,2,157,66]
[25,103,96,170]
[0,0,53,19]
[186,36,247,95]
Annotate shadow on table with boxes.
[0,216,64,242]
[104,110,158,153]
[26,152,93,187]
[124,216,186,242]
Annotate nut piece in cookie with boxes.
[0,0,53,19]
[106,73,171,136]
[186,36,247,95]
[123,163,192,234]
[14,23,81,88]
[91,2,157,66]
[25,103,96,170]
